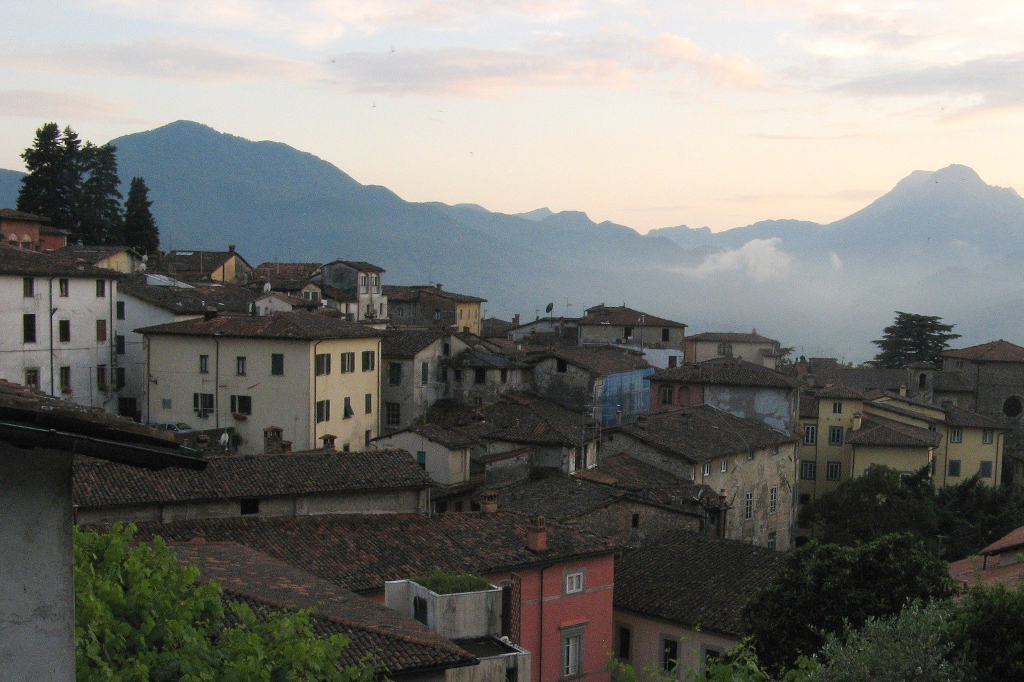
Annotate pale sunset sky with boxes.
[2,0,1024,232]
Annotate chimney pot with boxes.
[480,489,499,513]
[436,282,443,290]
[527,515,547,552]
[320,434,337,451]
[281,440,292,453]
[228,244,235,252]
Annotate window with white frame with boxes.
[384,402,401,427]
[803,424,817,445]
[720,459,727,473]
[340,352,355,373]
[828,425,844,446]
[744,492,753,520]
[562,628,584,677]
[826,461,841,481]
[801,461,816,480]
[769,487,777,514]
[315,399,330,423]
[703,462,711,477]
[564,570,584,594]
[983,429,994,444]
[767,531,777,551]
[950,427,963,443]
[832,401,842,414]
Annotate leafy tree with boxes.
[943,584,1024,681]
[122,176,160,253]
[79,142,124,245]
[871,311,960,368]
[742,533,956,673]
[934,474,1024,561]
[75,523,375,681]
[18,123,82,239]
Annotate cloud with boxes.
[0,39,317,84]
[684,238,793,281]
[829,251,843,270]
[0,89,129,119]
[326,33,764,96]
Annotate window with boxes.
[385,402,401,427]
[236,356,247,375]
[58,319,71,343]
[396,306,404,318]
[365,429,371,447]
[365,303,373,317]
[162,398,172,409]
[24,368,39,390]
[96,319,107,342]
[500,368,508,384]
[362,350,375,371]
[315,353,331,375]
[59,366,71,393]
[948,459,962,477]
[240,499,260,515]
[623,326,633,339]
[115,367,125,389]
[556,358,568,373]
[315,399,330,423]
[983,429,994,445]
[803,424,817,445]
[193,392,214,415]
[660,385,674,405]
[454,369,463,383]
[416,450,426,467]
[769,487,778,514]
[421,361,430,385]
[365,393,372,414]
[980,460,993,478]
[828,425,844,446]
[433,309,441,321]
[23,277,34,297]
[721,459,727,473]
[617,626,632,661]
[116,300,125,319]
[826,461,842,481]
[661,638,678,672]
[703,462,711,477]
[340,352,355,373]
[832,401,842,414]
[199,354,209,373]
[343,396,354,418]
[717,342,732,356]
[389,362,403,385]
[767,531,777,551]
[744,492,753,520]
[23,314,36,343]
[230,395,252,415]
[563,629,584,677]
[661,328,670,343]
[474,368,486,384]
[631,513,640,529]
[564,571,584,594]
[59,278,69,297]
[96,279,106,297]
[950,427,963,444]
[271,353,284,375]
[801,461,817,480]
[115,335,125,354]
[97,364,108,390]
[668,355,678,368]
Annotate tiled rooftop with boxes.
[137,310,383,340]
[687,331,778,344]
[382,329,445,359]
[540,346,652,376]
[0,243,121,277]
[943,340,1024,363]
[120,274,260,314]
[845,413,942,448]
[580,304,686,329]
[652,357,796,389]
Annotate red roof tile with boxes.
[944,340,1024,363]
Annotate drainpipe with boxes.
[213,334,221,429]
[312,339,323,450]
[48,277,55,396]
[144,336,151,423]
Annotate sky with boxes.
[3,0,1024,233]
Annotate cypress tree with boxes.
[17,123,82,240]
[79,142,123,245]
[122,177,159,254]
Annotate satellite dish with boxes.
[545,302,554,314]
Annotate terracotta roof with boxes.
[540,346,652,376]
[846,413,942,448]
[979,525,1024,556]
[382,329,445,359]
[252,262,323,288]
[74,448,430,509]
[686,331,777,344]
[941,404,1002,429]
[948,554,1024,589]
[457,394,598,447]
[55,245,141,263]
[0,379,204,470]
[172,541,477,675]
[0,243,121,277]
[652,357,796,389]
[580,304,686,329]
[120,274,260,314]
[138,311,383,340]
[445,348,528,371]
[482,318,514,338]
[805,364,907,392]
[325,260,386,274]
[126,511,619,594]
[614,530,783,637]
[385,284,486,304]
[0,208,49,222]
[812,385,866,400]
[943,340,1024,363]
[617,406,795,464]
[160,249,252,279]
[798,393,818,419]
[496,473,620,521]
[259,291,318,309]
[377,423,480,450]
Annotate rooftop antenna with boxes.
[566,298,573,317]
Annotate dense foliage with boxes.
[741,533,955,673]
[800,465,1024,560]
[414,569,493,594]
[75,524,375,682]
[122,177,160,253]
[871,311,960,368]
[944,584,1024,681]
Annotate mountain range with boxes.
[3,120,1024,362]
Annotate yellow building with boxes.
[56,245,145,273]
[140,311,382,454]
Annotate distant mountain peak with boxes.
[515,207,555,222]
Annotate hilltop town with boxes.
[3,208,1023,680]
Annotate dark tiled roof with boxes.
[378,423,480,450]
[172,541,476,675]
[944,340,1024,363]
[0,243,120,277]
[457,394,598,447]
[541,346,652,376]
[0,379,204,470]
[138,311,383,340]
[446,348,528,370]
[128,511,619,594]
[941,404,1002,429]
[806,365,906,392]
[0,208,49,222]
[120,274,259,314]
[252,262,323,288]
[798,392,818,419]
[812,385,866,400]
[652,358,796,389]
[687,331,777,344]
[385,284,486,304]
[866,401,941,425]
[496,473,618,521]
[160,249,252,279]
[580,305,686,329]
[934,371,973,392]
[326,260,386,274]
[55,245,140,263]
[614,530,783,636]
[846,413,942,448]
[617,406,795,464]
[74,449,430,508]
[382,329,445,359]
[482,318,514,338]
[575,453,691,491]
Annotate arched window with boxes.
[1004,395,1023,418]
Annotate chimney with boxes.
[320,434,337,451]
[527,516,547,552]
[280,440,292,453]
[436,282,443,290]
[479,489,498,513]
[228,244,235,252]
[512,313,520,327]
[263,426,284,454]
[853,413,862,431]
[718,490,728,538]
[899,383,907,397]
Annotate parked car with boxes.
[152,422,196,434]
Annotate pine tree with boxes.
[79,142,123,245]
[122,177,160,254]
[871,311,960,368]
[17,123,83,240]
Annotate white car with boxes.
[152,422,196,434]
